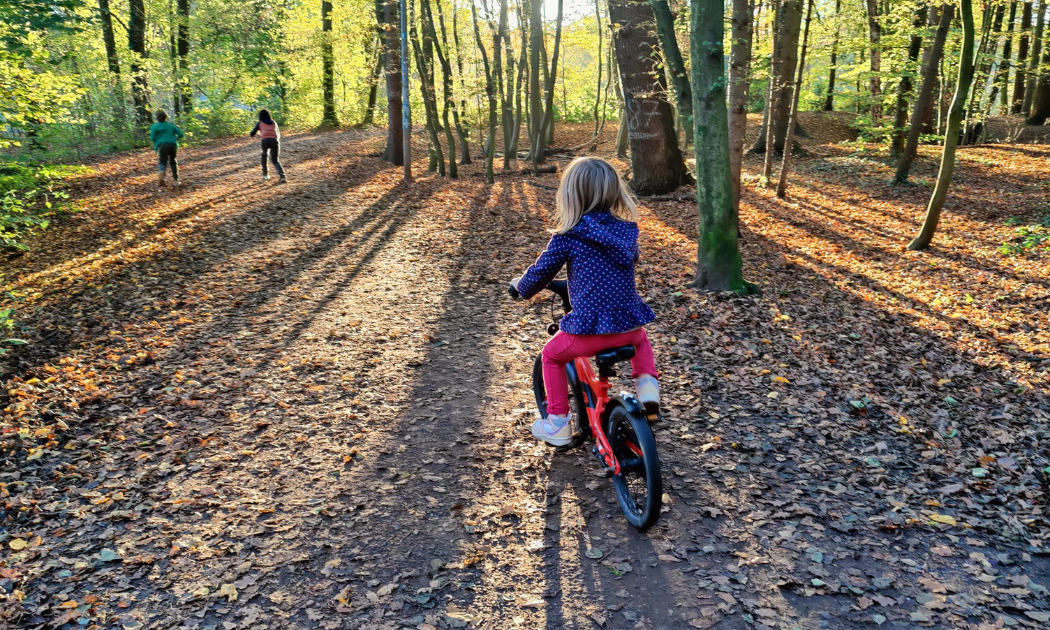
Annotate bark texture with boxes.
[865,0,883,122]
[1023,2,1045,114]
[824,0,840,111]
[1028,7,1050,123]
[728,0,753,208]
[690,0,756,294]
[608,0,688,195]
[177,0,190,113]
[380,0,403,165]
[776,0,813,198]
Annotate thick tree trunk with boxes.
[1012,1,1033,113]
[1028,13,1050,124]
[892,6,928,156]
[380,0,403,164]
[608,0,689,195]
[653,0,694,146]
[321,0,339,127]
[128,0,150,128]
[824,0,840,111]
[752,0,803,156]
[169,4,180,117]
[920,6,942,133]
[177,0,190,113]
[908,0,975,251]
[776,0,813,198]
[728,0,753,209]
[895,3,954,184]
[690,0,756,294]
[865,0,883,122]
[614,63,629,157]
[1023,2,1046,114]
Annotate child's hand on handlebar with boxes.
[508,277,521,299]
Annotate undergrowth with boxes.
[0,161,89,250]
[1000,212,1050,256]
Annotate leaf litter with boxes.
[0,126,1046,629]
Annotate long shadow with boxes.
[3,152,396,376]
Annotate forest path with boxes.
[1,128,1049,630]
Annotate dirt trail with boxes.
[1,127,1049,630]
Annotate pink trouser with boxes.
[542,328,657,415]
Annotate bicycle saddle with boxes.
[595,346,635,369]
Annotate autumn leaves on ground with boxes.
[1,123,1049,630]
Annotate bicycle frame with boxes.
[570,357,627,476]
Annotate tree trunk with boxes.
[908,0,975,251]
[592,0,605,136]
[728,0,753,209]
[892,6,928,156]
[1027,10,1050,123]
[128,0,150,128]
[363,45,382,125]
[1023,2,1045,114]
[920,6,942,133]
[653,0,694,146]
[449,0,472,163]
[752,0,803,156]
[690,0,757,294]
[177,0,190,113]
[381,0,404,164]
[963,1,999,140]
[999,2,1017,111]
[421,0,456,176]
[540,0,564,148]
[865,0,882,122]
[895,3,953,183]
[472,0,497,182]
[775,0,813,198]
[321,0,339,127]
[1013,1,1033,113]
[614,62,629,157]
[169,2,180,116]
[761,0,782,179]
[412,0,445,175]
[97,0,127,127]
[529,0,545,169]
[608,0,689,195]
[824,0,840,111]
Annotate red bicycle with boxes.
[511,280,662,529]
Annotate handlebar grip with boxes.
[508,283,520,300]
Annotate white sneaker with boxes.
[635,375,660,420]
[531,414,573,447]
[263,174,271,182]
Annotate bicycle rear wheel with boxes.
[531,354,587,450]
[605,403,662,529]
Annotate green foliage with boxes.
[999,213,1050,256]
[0,162,87,250]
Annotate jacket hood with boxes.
[567,211,637,268]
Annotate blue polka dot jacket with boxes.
[517,209,655,335]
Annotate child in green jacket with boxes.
[148,110,185,187]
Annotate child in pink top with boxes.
[249,109,286,183]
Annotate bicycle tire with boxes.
[531,354,587,450]
[604,403,662,529]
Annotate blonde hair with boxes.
[553,157,638,234]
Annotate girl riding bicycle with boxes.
[512,157,660,447]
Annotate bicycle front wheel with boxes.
[605,403,662,529]
[531,354,586,450]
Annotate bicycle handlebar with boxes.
[508,279,572,314]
